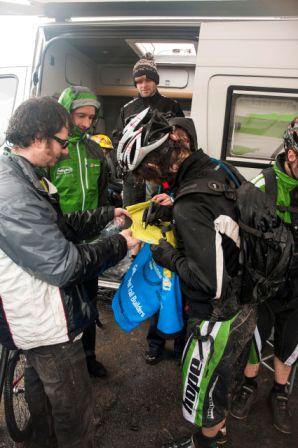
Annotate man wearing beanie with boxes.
[50,85,109,378]
[112,53,184,206]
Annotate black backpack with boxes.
[174,160,294,305]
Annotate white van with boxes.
[1,1,298,181]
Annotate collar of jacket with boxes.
[6,153,50,196]
[69,125,88,144]
[138,90,161,106]
[172,149,211,192]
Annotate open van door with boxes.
[30,13,199,136]
[0,14,40,150]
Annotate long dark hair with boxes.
[134,138,190,184]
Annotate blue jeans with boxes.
[25,339,94,448]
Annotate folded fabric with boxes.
[126,201,176,246]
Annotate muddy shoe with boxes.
[87,359,107,378]
[269,390,292,434]
[162,435,221,448]
[145,350,163,365]
[230,384,257,419]
[216,426,228,445]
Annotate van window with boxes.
[225,89,298,161]
[0,76,18,147]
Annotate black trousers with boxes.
[82,278,98,362]
[147,312,188,356]
[25,340,94,448]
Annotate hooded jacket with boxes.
[170,150,241,320]
[0,153,127,350]
[50,86,109,213]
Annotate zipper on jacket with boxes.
[76,142,86,211]
[85,158,89,190]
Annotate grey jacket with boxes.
[0,154,127,349]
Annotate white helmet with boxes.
[117,108,172,172]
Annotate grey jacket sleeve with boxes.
[0,197,127,288]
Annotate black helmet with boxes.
[283,116,298,154]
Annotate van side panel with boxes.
[191,20,298,177]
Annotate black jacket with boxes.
[171,151,241,320]
[112,91,185,206]
[112,90,184,148]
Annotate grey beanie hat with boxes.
[132,53,159,85]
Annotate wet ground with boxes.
[0,301,297,448]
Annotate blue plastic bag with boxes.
[157,270,184,338]
[112,243,183,335]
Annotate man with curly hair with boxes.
[0,96,137,448]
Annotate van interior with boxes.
[36,24,199,136]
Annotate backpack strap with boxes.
[174,158,241,203]
[263,167,278,202]
[174,178,236,203]
[210,158,243,187]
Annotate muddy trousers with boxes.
[24,339,94,448]
[182,305,256,428]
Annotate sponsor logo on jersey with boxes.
[57,167,73,175]
[183,358,202,414]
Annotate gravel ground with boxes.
[0,303,297,448]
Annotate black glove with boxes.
[142,202,173,227]
[151,239,180,272]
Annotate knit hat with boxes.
[132,53,159,85]
[58,86,100,114]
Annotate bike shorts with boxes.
[248,295,298,367]
[181,304,256,428]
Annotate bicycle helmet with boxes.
[117,108,172,172]
[283,116,298,154]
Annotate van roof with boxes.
[1,1,297,22]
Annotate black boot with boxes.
[162,435,196,448]
[216,426,228,445]
[269,389,292,434]
[230,381,258,419]
[87,358,107,378]
[145,350,163,365]
[162,434,220,448]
